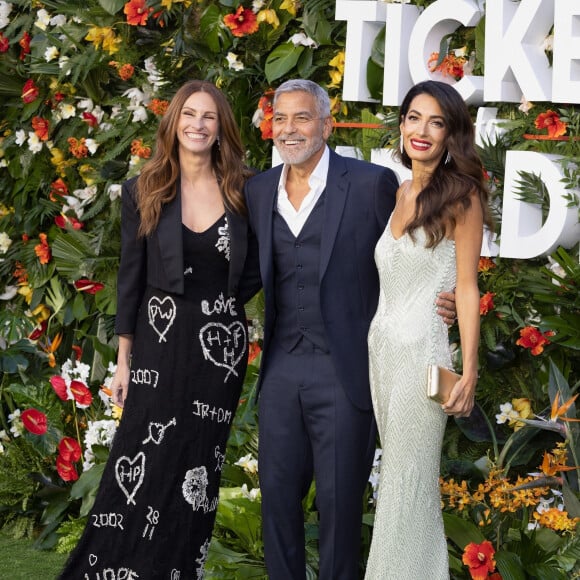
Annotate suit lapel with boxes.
[156,185,183,291]
[319,150,348,279]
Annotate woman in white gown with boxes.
[365,80,493,579]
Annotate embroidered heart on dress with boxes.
[89,554,97,566]
[115,452,146,505]
[147,296,177,343]
[199,321,247,381]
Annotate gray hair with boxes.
[273,79,331,118]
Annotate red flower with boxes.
[479,292,495,316]
[74,279,105,294]
[29,320,48,341]
[72,345,83,360]
[50,178,69,202]
[55,214,84,230]
[0,32,9,53]
[21,408,48,435]
[34,233,51,265]
[257,92,274,140]
[534,110,567,138]
[478,257,496,272]
[118,63,135,81]
[58,437,82,463]
[22,78,39,104]
[516,326,553,356]
[50,375,69,401]
[248,341,262,364]
[19,31,31,60]
[70,380,93,408]
[32,116,50,141]
[462,540,496,580]
[82,111,99,128]
[124,0,152,26]
[56,456,79,481]
[223,6,259,37]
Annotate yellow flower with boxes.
[112,404,124,421]
[280,0,299,16]
[0,203,14,217]
[31,304,50,322]
[511,397,534,430]
[162,0,193,8]
[18,284,33,304]
[257,9,280,28]
[328,69,343,88]
[85,26,121,55]
[79,164,96,185]
[329,50,345,73]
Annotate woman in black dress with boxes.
[59,80,258,579]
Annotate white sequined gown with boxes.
[365,217,456,580]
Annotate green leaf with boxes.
[97,0,125,15]
[265,44,304,83]
[442,512,485,549]
[495,550,526,580]
[366,57,383,102]
[69,463,106,517]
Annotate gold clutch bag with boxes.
[427,365,461,404]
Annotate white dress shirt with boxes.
[276,146,330,237]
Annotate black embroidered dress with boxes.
[59,215,248,579]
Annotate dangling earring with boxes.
[400,139,404,154]
[444,151,451,165]
[217,136,221,150]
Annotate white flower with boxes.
[226,52,245,71]
[57,102,76,119]
[0,1,13,30]
[518,95,534,114]
[241,483,261,501]
[130,106,149,123]
[15,129,26,146]
[27,132,43,154]
[35,8,51,30]
[109,105,123,120]
[58,55,72,76]
[252,0,265,11]
[123,87,147,105]
[44,46,59,62]
[50,14,67,27]
[107,183,122,201]
[144,56,167,88]
[495,402,520,425]
[0,285,17,300]
[0,231,12,253]
[82,419,117,471]
[251,107,264,129]
[84,138,99,155]
[8,409,23,438]
[235,453,259,474]
[77,98,94,112]
[289,32,318,48]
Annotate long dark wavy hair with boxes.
[394,80,493,247]
[136,80,253,237]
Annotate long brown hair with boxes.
[136,80,253,237]
[395,80,493,247]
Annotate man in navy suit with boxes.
[244,79,455,579]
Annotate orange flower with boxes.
[515,326,553,356]
[147,98,170,116]
[44,332,62,368]
[34,233,51,265]
[478,257,495,272]
[462,540,496,580]
[534,110,567,138]
[19,31,31,60]
[50,178,69,202]
[13,262,28,285]
[131,138,152,158]
[32,116,50,141]
[124,0,153,26]
[248,341,262,364]
[257,91,274,140]
[428,51,466,80]
[223,6,259,37]
[22,78,39,103]
[68,137,89,159]
[118,63,135,80]
[480,292,495,316]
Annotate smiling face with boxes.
[272,90,332,169]
[400,92,448,170]
[176,90,219,158]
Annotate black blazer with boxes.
[115,176,252,335]
[245,148,398,410]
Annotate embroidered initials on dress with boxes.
[214,445,225,471]
[142,417,177,445]
[148,296,177,343]
[115,452,146,505]
[215,217,230,261]
[199,321,247,382]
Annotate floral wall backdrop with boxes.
[0,1,578,579]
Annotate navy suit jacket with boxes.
[115,176,252,335]
[244,148,398,410]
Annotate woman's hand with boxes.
[436,290,457,326]
[111,363,130,408]
[442,374,477,418]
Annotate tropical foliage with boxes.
[0,1,578,579]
